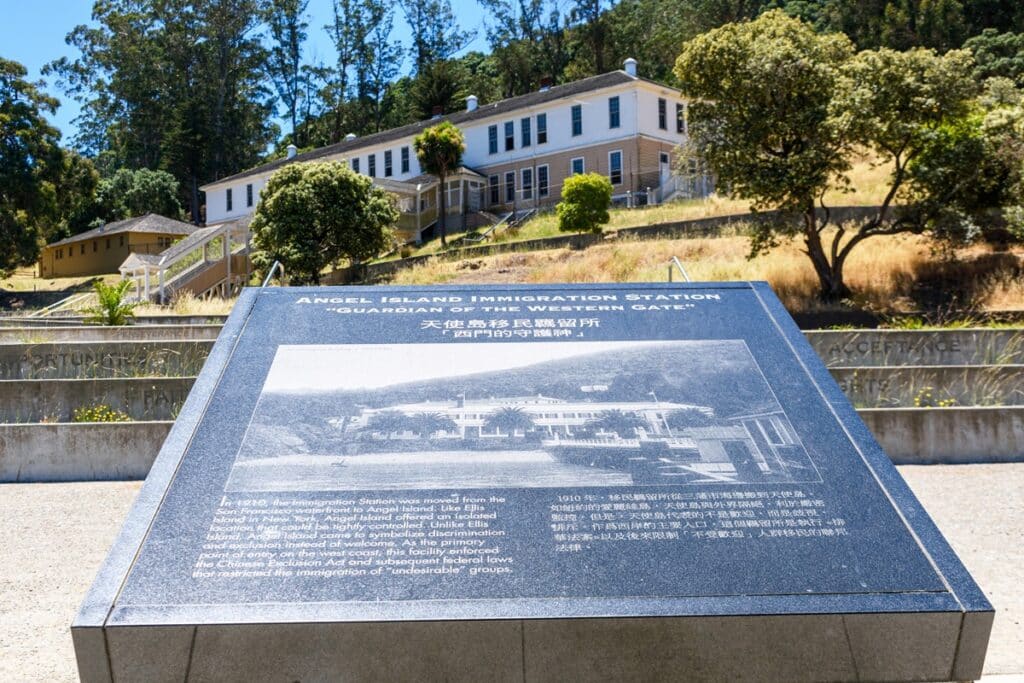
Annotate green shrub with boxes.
[557,173,612,235]
[85,279,137,326]
[72,404,132,422]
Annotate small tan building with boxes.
[38,214,198,278]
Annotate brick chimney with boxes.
[431,105,443,119]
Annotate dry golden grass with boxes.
[0,267,120,293]
[132,290,237,316]
[388,227,1024,313]
[382,154,896,262]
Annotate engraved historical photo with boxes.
[225,340,822,492]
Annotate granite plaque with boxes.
[74,283,993,682]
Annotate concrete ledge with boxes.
[4,408,1021,482]
[830,365,1024,407]
[0,325,223,343]
[0,421,172,482]
[0,377,196,422]
[807,329,1024,367]
[0,340,213,379]
[0,315,228,327]
[860,407,1024,464]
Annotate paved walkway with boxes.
[0,465,1021,682]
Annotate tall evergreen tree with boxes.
[265,0,310,146]
[46,0,276,222]
[399,0,473,73]
[0,58,64,274]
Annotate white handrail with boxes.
[262,261,284,287]
[668,256,691,283]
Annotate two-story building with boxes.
[201,59,704,244]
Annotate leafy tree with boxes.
[84,279,137,326]
[250,161,398,285]
[414,121,465,247]
[904,103,1024,239]
[965,29,1024,86]
[52,151,101,240]
[557,173,612,234]
[842,47,980,241]
[95,168,184,224]
[0,58,63,276]
[675,11,983,301]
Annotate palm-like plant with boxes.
[588,410,647,439]
[665,408,715,430]
[484,407,536,437]
[84,279,137,326]
[413,121,465,247]
[368,410,414,439]
[413,412,458,437]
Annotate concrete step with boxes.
[806,329,1024,367]
[0,377,196,422]
[0,421,173,481]
[0,340,213,380]
[0,324,223,343]
[830,365,1024,408]
[0,315,228,327]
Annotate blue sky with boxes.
[0,0,491,143]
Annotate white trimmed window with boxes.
[570,157,584,175]
[537,164,549,198]
[609,150,622,185]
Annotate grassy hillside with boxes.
[382,154,896,261]
[388,228,1024,313]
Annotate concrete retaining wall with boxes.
[861,407,1024,464]
[0,315,228,327]
[0,325,222,343]
[806,329,1024,367]
[0,377,196,422]
[4,407,1019,482]
[0,421,173,481]
[0,340,213,379]
[830,365,1024,408]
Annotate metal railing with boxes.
[262,261,285,287]
[26,292,94,317]
[668,256,691,283]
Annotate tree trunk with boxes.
[438,174,447,247]
[803,210,850,303]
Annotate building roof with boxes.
[118,253,163,271]
[203,70,648,189]
[46,214,198,249]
